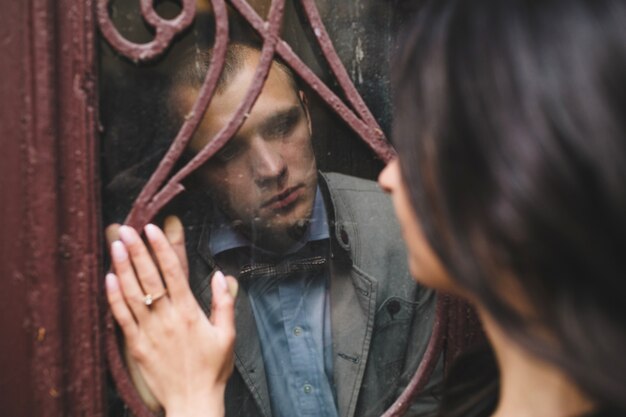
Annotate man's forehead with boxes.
[208,57,300,118]
[184,82,301,152]
[237,47,297,88]
[227,53,298,99]
[180,60,295,108]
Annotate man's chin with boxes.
[247,220,309,252]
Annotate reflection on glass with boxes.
[101,2,441,416]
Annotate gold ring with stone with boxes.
[143,290,167,306]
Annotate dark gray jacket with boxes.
[185,173,441,417]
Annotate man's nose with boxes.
[251,138,287,187]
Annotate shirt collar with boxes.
[208,187,329,257]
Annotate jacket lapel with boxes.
[232,291,272,417]
[330,259,378,417]
[320,172,379,417]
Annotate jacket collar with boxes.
[318,172,356,262]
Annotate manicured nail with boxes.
[111,241,128,262]
[144,224,159,241]
[118,225,136,244]
[214,270,228,290]
[105,273,119,292]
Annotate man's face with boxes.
[183,53,318,252]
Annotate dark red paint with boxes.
[97,0,196,63]
[0,0,104,416]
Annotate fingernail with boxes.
[144,224,159,241]
[105,224,120,245]
[111,241,128,262]
[105,273,119,291]
[164,216,183,240]
[214,270,228,290]
[164,215,182,230]
[118,225,136,244]
[227,276,239,298]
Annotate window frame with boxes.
[0,1,481,416]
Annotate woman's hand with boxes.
[105,218,237,417]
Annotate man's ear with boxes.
[299,90,312,136]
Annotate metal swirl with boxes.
[97,0,196,62]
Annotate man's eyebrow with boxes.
[258,106,302,135]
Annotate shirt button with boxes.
[293,326,303,336]
[303,384,313,394]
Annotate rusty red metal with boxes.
[119,0,229,229]
[105,0,291,415]
[103,0,225,415]
[381,296,484,417]
[97,0,196,62]
[445,297,485,371]
[229,0,396,162]
[0,3,35,415]
[298,0,391,157]
[123,0,288,229]
[381,296,449,417]
[98,0,397,232]
[0,0,104,416]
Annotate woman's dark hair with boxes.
[393,0,626,413]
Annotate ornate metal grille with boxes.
[97,1,450,416]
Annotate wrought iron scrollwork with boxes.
[98,0,395,230]
[97,2,443,417]
[97,0,197,62]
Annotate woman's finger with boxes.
[105,272,139,343]
[110,240,151,320]
[144,224,194,306]
[163,216,189,275]
[105,223,121,246]
[118,225,168,307]
[210,271,237,340]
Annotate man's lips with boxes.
[261,185,303,210]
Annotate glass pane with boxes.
[99,1,439,416]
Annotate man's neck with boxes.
[478,308,595,417]
[237,226,308,256]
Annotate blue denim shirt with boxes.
[209,188,338,417]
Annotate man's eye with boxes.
[275,120,295,136]
[215,143,241,162]
[267,114,299,138]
